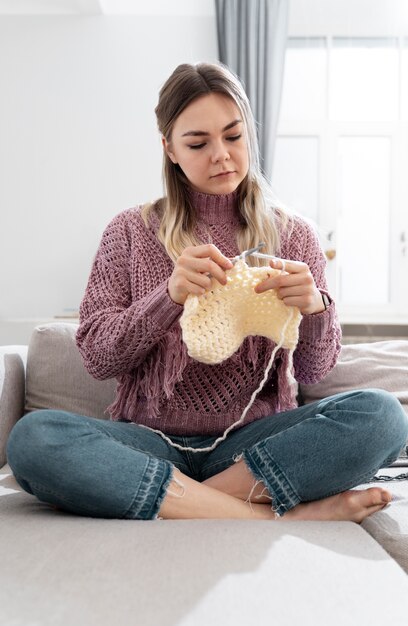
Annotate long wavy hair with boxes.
[141,62,291,265]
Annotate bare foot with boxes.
[203,460,392,523]
[281,487,392,523]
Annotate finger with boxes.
[179,267,223,296]
[254,273,307,295]
[280,295,319,316]
[269,257,306,274]
[182,245,233,285]
[261,264,315,297]
[183,269,214,291]
[186,257,229,286]
[184,280,208,297]
[276,286,307,300]
[186,244,233,269]
[278,295,305,308]
[268,272,311,290]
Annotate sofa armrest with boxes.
[0,345,28,468]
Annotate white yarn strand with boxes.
[140,307,297,453]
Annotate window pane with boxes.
[337,137,390,305]
[272,136,319,222]
[402,38,408,121]
[330,38,398,121]
[279,38,326,122]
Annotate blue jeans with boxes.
[6,389,408,519]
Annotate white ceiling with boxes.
[0,0,216,15]
[1,0,408,36]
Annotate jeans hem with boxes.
[243,447,301,517]
[125,457,173,520]
[152,464,175,520]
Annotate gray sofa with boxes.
[1,323,408,626]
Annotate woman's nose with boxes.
[210,141,230,163]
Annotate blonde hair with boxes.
[141,62,291,265]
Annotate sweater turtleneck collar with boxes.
[189,189,242,225]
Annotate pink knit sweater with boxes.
[76,190,342,435]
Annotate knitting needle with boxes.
[232,245,287,271]
[250,251,287,273]
[248,252,278,260]
[206,244,266,280]
[231,242,266,264]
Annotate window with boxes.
[273,37,408,322]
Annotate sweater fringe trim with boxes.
[277,348,298,410]
[108,326,189,420]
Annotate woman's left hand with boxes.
[254,257,326,315]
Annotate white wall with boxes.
[1,0,408,329]
[0,12,218,320]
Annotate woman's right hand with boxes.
[168,244,234,305]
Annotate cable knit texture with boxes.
[76,190,342,436]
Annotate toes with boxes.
[350,487,391,507]
[371,487,392,504]
[348,488,392,523]
[380,490,392,504]
[355,503,387,524]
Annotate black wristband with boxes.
[321,293,331,310]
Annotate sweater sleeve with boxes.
[76,210,184,381]
[287,217,342,384]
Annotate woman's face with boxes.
[163,92,249,195]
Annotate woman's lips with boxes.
[212,171,235,178]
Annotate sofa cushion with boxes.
[299,340,408,416]
[25,323,116,420]
[2,458,408,626]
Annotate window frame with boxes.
[276,35,408,323]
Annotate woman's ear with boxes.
[162,136,177,164]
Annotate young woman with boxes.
[7,62,408,522]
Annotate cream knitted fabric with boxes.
[143,259,303,453]
[180,258,302,364]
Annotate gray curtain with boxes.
[215,0,289,180]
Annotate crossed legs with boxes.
[158,461,392,523]
[159,389,408,523]
[7,390,407,523]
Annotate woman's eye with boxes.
[188,143,206,150]
[227,134,241,142]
